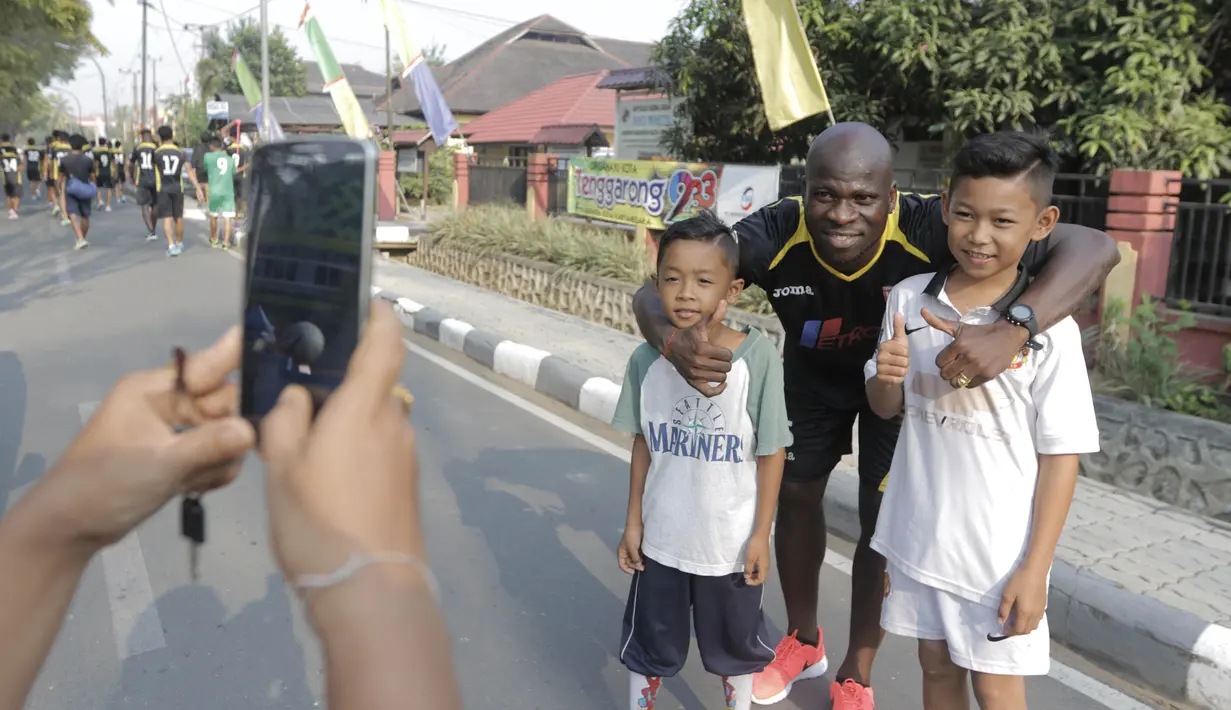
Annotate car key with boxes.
[181,494,205,580]
[170,346,207,581]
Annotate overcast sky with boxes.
[59,0,685,118]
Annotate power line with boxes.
[397,0,515,28]
[158,0,191,79]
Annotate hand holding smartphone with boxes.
[240,136,378,425]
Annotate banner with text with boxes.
[566,158,779,229]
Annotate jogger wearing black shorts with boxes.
[131,129,159,240]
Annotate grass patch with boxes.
[427,205,774,315]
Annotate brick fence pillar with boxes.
[452,151,471,210]
[1104,170,1181,313]
[526,153,551,221]
[377,151,396,221]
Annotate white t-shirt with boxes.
[612,328,793,576]
[863,269,1101,608]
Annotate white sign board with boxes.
[715,164,781,227]
[615,95,680,160]
[206,101,230,120]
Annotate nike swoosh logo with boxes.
[905,325,927,335]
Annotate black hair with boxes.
[656,209,740,274]
[113,139,122,148]
[200,130,215,143]
[950,131,1059,208]
[157,125,173,142]
[69,134,87,151]
[97,137,107,146]
[27,138,35,145]
[44,136,52,144]
[141,128,153,140]
[208,134,223,148]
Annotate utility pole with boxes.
[152,59,159,127]
[260,0,270,138]
[89,56,109,138]
[140,0,148,131]
[385,28,393,142]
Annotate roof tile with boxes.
[460,71,615,144]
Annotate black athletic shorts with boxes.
[45,178,56,188]
[3,181,17,198]
[620,556,774,678]
[156,191,184,219]
[782,400,902,494]
[26,169,39,183]
[97,174,113,189]
[136,183,157,206]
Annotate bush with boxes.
[1088,295,1231,423]
[400,142,456,206]
[427,205,775,314]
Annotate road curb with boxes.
[371,283,1231,709]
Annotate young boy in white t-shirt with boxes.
[864,131,1101,710]
[612,210,792,710]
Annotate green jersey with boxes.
[203,150,235,198]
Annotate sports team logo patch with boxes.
[1008,346,1031,370]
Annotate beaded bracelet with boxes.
[293,551,440,601]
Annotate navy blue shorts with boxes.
[619,556,775,678]
[64,194,91,219]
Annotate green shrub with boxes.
[427,205,776,316]
[400,142,456,206]
[1089,295,1231,423]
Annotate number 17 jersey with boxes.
[154,143,185,194]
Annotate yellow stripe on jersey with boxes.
[768,192,931,282]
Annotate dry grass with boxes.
[427,205,774,315]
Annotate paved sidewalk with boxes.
[372,257,1231,709]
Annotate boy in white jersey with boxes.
[865,131,1100,710]
[613,210,791,710]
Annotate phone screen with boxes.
[240,139,373,422]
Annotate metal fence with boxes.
[547,159,570,215]
[1166,179,1231,317]
[1051,173,1110,233]
[469,161,527,206]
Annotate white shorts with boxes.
[880,562,1051,676]
[208,210,236,219]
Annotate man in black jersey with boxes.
[113,139,128,203]
[633,123,1119,710]
[0,135,22,219]
[24,138,43,199]
[153,125,203,257]
[48,131,71,222]
[94,137,115,211]
[132,129,160,241]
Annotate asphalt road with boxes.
[0,197,1170,709]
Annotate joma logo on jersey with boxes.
[800,318,879,350]
[646,422,744,463]
[772,285,814,298]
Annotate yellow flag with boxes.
[742,0,831,131]
[379,0,422,77]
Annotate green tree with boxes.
[0,0,103,132]
[655,0,1231,178]
[424,42,448,67]
[196,18,306,100]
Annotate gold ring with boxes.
[953,372,972,389]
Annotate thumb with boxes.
[892,312,907,342]
[162,417,254,479]
[921,307,960,338]
[259,385,314,475]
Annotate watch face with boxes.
[1009,304,1033,321]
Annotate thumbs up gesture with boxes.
[875,312,911,385]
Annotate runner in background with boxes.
[24,138,42,200]
[94,137,115,212]
[42,136,55,210]
[49,131,71,222]
[113,139,128,203]
[58,134,95,250]
[153,125,204,257]
[131,129,160,241]
[203,135,237,250]
[1,135,23,219]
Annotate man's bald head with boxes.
[800,123,898,269]
[805,122,894,181]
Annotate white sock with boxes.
[722,674,753,710]
[628,672,662,709]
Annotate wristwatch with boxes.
[1004,303,1043,351]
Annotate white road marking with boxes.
[403,339,1159,710]
[55,254,72,285]
[78,402,167,660]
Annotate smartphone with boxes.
[240,136,377,424]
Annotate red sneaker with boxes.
[831,678,876,710]
[751,628,828,705]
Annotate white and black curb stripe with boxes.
[371,283,1231,710]
[371,286,622,424]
